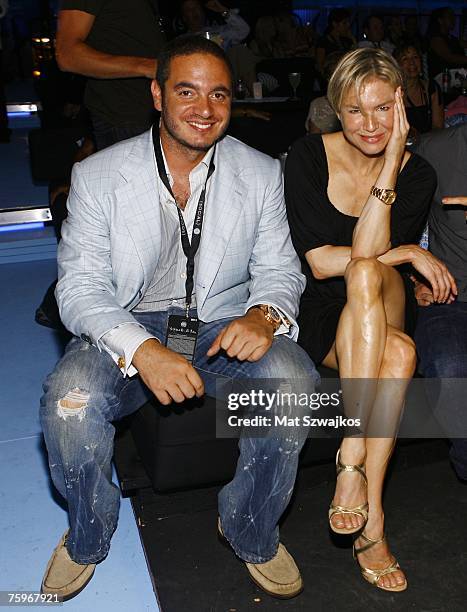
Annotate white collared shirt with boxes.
[99,142,214,376]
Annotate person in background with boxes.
[427,7,467,80]
[35,0,165,330]
[403,14,427,52]
[249,15,278,58]
[286,48,453,593]
[414,124,467,481]
[315,8,355,78]
[358,15,395,55]
[305,51,343,134]
[0,0,9,143]
[180,0,249,50]
[394,43,444,136]
[56,0,165,151]
[272,7,314,58]
[386,16,404,50]
[249,9,315,60]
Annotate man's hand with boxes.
[412,277,435,306]
[132,339,204,405]
[207,309,274,362]
[443,196,467,206]
[410,246,457,303]
[442,196,467,220]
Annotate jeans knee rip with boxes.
[57,388,90,421]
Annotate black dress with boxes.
[285,134,437,364]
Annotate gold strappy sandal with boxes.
[353,532,407,592]
[328,449,368,535]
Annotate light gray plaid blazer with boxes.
[56,129,305,348]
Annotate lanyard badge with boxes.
[153,128,215,362]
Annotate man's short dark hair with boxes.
[156,35,234,90]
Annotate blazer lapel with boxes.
[116,133,162,278]
[113,132,248,307]
[197,145,247,310]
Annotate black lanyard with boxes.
[153,129,216,315]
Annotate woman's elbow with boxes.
[310,262,327,280]
[305,249,334,279]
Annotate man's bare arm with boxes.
[442,196,467,207]
[56,10,157,79]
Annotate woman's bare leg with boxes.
[355,328,416,589]
[323,258,416,588]
[325,258,404,529]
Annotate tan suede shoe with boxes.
[41,532,96,601]
[218,519,303,599]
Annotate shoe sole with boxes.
[217,530,303,599]
[41,567,95,602]
[246,567,304,599]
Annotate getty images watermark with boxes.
[215,377,467,439]
[225,389,360,430]
[215,380,365,438]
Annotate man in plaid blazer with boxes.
[40,35,318,601]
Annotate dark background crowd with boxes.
[1,2,467,146]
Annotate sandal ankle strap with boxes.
[353,532,386,556]
[336,449,368,485]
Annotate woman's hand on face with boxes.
[410,246,457,303]
[384,87,410,164]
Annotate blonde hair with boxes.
[327,47,403,113]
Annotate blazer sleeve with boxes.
[244,159,306,340]
[56,161,143,347]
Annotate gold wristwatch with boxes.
[252,304,289,333]
[371,186,397,206]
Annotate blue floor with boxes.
[0,119,48,210]
[0,81,159,610]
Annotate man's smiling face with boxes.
[152,52,232,154]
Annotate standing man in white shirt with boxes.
[39,35,318,601]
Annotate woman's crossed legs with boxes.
[323,257,416,590]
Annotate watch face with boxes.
[267,306,282,324]
[386,192,396,205]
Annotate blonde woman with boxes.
[285,48,457,592]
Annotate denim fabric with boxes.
[415,301,467,479]
[40,309,318,564]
